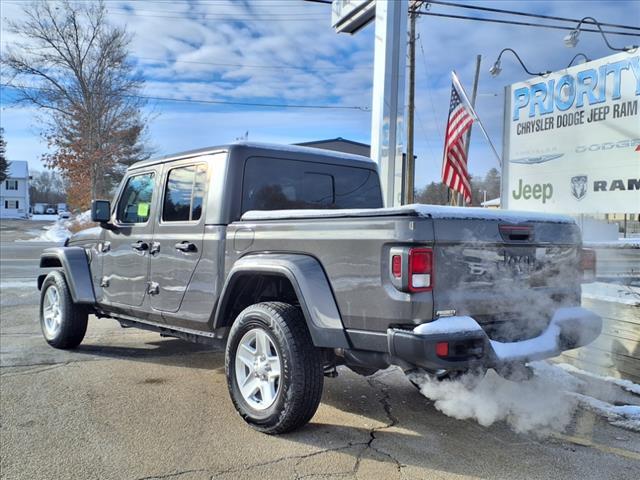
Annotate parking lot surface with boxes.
[1,219,639,480]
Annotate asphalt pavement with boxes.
[1,219,639,480]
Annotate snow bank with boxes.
[570,393,640,432]
[556,363,640,395]
[30,214,59,221]
[582,282,640,306]
[28,210,91,244]
[584,238,640,249]
[410,361,640,435]
[33,221,71,243]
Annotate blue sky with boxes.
[1,0,639,189]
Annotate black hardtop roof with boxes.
[128,141,376,171]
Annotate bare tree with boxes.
[29,170,68,205]
[0,128,9,183]
[2,0,149,208]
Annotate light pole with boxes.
[489,48,551,78]
[564,16,638,52]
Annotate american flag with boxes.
[442,83,474,204]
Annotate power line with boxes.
[416,11,640,37]
[106,10,326,21]
[135,56,370,72]
[110,7,327,18]
[310,0,638,37]
[427,0,640,32]
[417,35,444,145]
[0,82,369,111]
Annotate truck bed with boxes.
[232,204,582,347]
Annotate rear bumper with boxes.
[387,307,602,372]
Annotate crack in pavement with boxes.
[134,469,210,480]
[0,360,81,377]
[358,374,403,477]
[209,444,363,479]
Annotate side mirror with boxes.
[91,200,111,223]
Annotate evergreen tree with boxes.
[0,127,9,183]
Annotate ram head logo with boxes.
[571,175,588,200]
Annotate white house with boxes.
[1,161,30,219]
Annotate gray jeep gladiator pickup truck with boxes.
[38,142,602,433]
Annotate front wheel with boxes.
[225,302,324,434]
[39,271,88,349]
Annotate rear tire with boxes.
[39,271,88,349]
[225,302,324,434]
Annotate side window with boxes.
[162,164,208,222]
[116,173,155,224]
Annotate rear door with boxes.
[102,170,157,307]
[148,161,208,313]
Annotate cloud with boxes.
[1,0,638,188]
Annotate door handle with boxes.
[131,241,149,251]
[149,241,161,255]
[174,241,197,252]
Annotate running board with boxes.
[103,312,226,347]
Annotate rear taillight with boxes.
[580,248,596,283]
[389,246,434,293]
[408,248,433,292]
[391,255,402,278]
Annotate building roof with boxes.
[296,137,370,149]
[7,161,29,178]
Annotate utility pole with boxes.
[404,3,419,205]
[462,54,482,206]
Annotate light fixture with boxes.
[564,16,637,52]
[567,53,591,67]
[488,61,502,77]
[563,30,580,48]
[489,48,551,78]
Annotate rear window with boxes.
[242,157,382,213]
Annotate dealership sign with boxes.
[502,52,639,214]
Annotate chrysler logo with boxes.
[571,175,588,200]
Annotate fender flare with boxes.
[39,247,96,304]
[214,253,349,349]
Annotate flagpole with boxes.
[451,71,502,168]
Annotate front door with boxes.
[149,162,208,313]
[102,170,157,308]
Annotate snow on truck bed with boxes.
[241,204,575,224]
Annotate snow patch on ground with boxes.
[570,393,640,432]
[582,282,640,306]
[0,280,37,289]
[35,222,72,243]
[30,214,59,221]
[556,363,640,395]
[409,361,640,435]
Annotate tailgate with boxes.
[432,217,582,342]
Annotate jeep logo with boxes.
[512,179,553,203]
